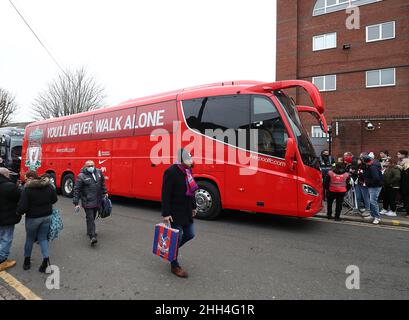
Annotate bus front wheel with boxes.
[195,181,221,220]
[61,173,75,198]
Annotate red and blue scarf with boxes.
[177,164,199,196]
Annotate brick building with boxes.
[276,0,409,159]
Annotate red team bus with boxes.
[21,80,328,220]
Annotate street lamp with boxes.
[327,124,333,155]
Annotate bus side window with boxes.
[182,95,251,147]
[251,96,288,159]
[11,146,22,159]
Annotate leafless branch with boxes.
[0,88,18,127]
[32,67,106,120]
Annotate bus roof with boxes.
[26,80,323,128]
[0,127,25,136]
[119,80,263,105]
[25,80,264,128]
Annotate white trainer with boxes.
[380,209,388,215]
[361,211,371,217]
[385,211,397,217]
[373,218,381,224]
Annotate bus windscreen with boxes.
[274,91,320,170]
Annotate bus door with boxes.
[111,137,135,197]
[247,80,328,216]
[97,139,112,192]
[138,135,169,200]
[226,95,299,215]
[132,101,179,200]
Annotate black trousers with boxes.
[327,191,346,219]
[403,194,409,215]
[383,186,397,212]
[84,208,98,238]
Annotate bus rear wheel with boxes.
[61,173,75,198]
[47,172,56,188]
[195,181,221,220]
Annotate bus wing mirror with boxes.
[296,105,329,133]
[285,138,296,171]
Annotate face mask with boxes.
[344,156,353,164]
[87,166,95,173]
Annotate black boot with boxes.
[90,236,98,246]
[39,258,50,273]
[23,257,31,270]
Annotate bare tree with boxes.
[0,88,18,127]
[32,67,106,119]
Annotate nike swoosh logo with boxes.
[99,160,108,165]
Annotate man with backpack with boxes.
[73,160,108,246]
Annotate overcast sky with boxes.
[0,0,277,122]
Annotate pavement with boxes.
[1,196,408,300]
[0,278,23,300]
[316,203,409,228]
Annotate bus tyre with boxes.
[48,172,56,188]
[61,173,75,198]
[195,181,221,220]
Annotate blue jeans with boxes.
[356,184,370,210]
[368,187,382,219]
[170,223,195,268]
[0,225,15,262]
[24,216,51,259]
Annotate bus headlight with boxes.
[302,184,318,197]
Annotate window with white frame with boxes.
[313,33,337,51]
[311,126,329,138]
[312,75,337,92]
[366,68,396,88]
[366,21,395,42]
[313,0,383,16]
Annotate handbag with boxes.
[47,208,63,241]
[98,197,112,219]
[152,223,179,262]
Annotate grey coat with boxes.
[73,168,107,208]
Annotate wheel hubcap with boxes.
[64,179,73,194]
[195,189,212,213]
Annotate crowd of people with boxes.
[0,169,57,273]
[319,149,409,224]
[1,147,407,277]
[0,154,195,279]
[0,160,108,273]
